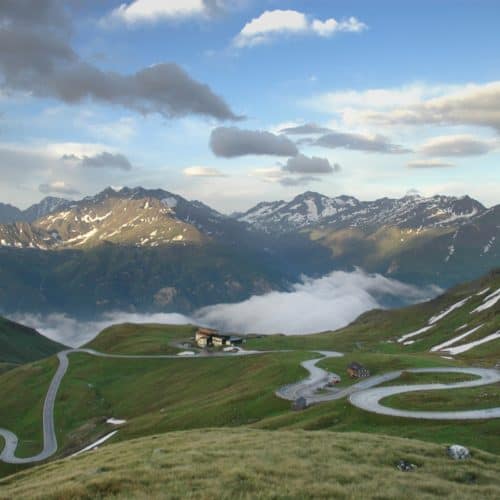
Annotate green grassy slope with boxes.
[377,371,479,386]
[0,316,66,365]
[0,346,312,478]
[53,350,310,455]
[1,429,499,500]
[254,391,500,454]
[85,323,197,354]
[0,363,17,375]
[384,383,500,411]
[317,352,459,388]
[0,325,498,483]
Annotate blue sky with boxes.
[1,0,499,211]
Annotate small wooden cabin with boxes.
[292,396,308,411]
[195,328,218,347]
[347,362,370,379]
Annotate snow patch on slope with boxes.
[430,324,484,352]
[482,236,496,255]
[70,431,118,457]
[398,325,434,343]
[428,297,470,325]
[471,288,500,313]
[443,331,500,355]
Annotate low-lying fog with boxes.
[10,269,441,347]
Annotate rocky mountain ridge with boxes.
[237,191,486,233]
[1,188,492,252]
[0,187,241,250]
[0,197,72,224]
[236,190,498,286]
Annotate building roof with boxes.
[196,327,218,336]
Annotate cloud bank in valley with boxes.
[10,270,440,346]
[195,269,439,334]
[9,311,193,348]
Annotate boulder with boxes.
[447,444,471,460]
[396,459,416,472]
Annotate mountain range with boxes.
[239,191,499,286]
[0,187,498,317]
[237,191,485,232]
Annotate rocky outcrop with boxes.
[447,444,471,460]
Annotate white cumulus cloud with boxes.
[311,17,366,37]
[234,10,366,47]
[108,0,206,24]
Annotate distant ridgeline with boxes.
[0,187,498,317]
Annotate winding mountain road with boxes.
[1,349,500,465]
[0,347,267,465]
[0,351,70,465]
[349,367,500,420]
[275,354,500,418]
[275,350,343,401]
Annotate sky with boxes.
[1,0,500,212]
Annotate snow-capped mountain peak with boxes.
[0,187,245,250]
[237,191,486,233]
[238,191,360,231]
